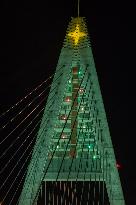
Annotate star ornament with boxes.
[68,24,86,46]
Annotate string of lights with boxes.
[1,138,36,204]
[18,68,71,204]
[60,69,105,203]
[15,67,68,204]
[0,107,44,161]
[0,72,64,204]
[0,74,53,119]
[60,73,91,205]
[0,72,63,159]
[0,70,64,131]
[31,66,89,205]
[16,94,59,204]
[0,94,46,146]
[0,71,64,147]
[7,94,58,204]
[63,80,94,205]
[0,109,43,174]
[9,165,28,205]
[49,86,88,204]
[1,70,65,203]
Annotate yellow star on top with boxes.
[68,24,86,46]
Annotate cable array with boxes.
[0,67,64,205]
[0,74,53,120]
[0,63,112,205]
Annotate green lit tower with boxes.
[18,17,125,205]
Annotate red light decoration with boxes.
[65,96,71,102]
[72,67,78,74]
[116,163,122,169]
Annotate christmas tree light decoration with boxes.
[18,16,125,205]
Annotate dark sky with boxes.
[0,0,136,204]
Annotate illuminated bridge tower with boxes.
[18,17,125,205]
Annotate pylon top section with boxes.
[67,22,86,46]
[64,17,90,49]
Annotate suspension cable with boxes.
[1,139,36,204]
[0,75,62,159]
[0,72,62,146]
[0,71,62,132]
[8,96,57,205]
[0,108,43,174]
[0,94,45,146]
[16,72,72,204]
[0,65,64,120]
[0,74,53,119]
[0,79,62,204]
[0,89,58,190]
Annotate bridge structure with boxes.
[0,17,125,205]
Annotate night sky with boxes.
[0,0,136,204]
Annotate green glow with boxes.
[93,155,97,159]
[18,17,125,205]
[88,144,94,149]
